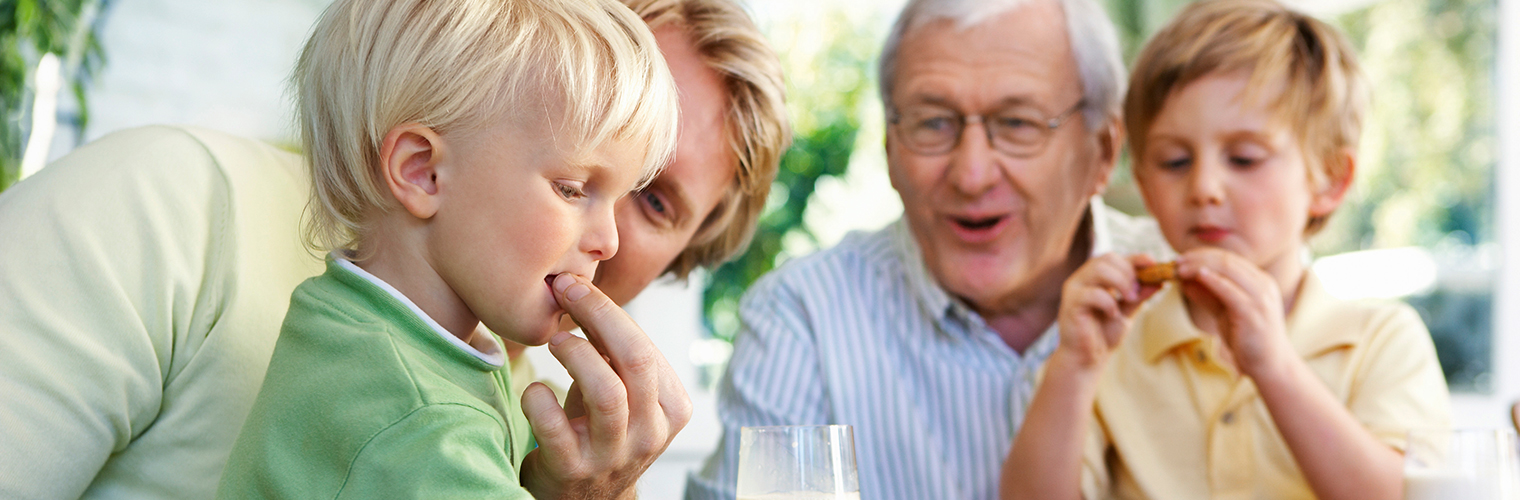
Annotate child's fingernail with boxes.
[565,283,590,302]
[553,273,575,293]
[550,331,572,346]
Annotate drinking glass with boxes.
[1404,428,1520,500]
[736,425,859,500]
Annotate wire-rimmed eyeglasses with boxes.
[888,99,1087,157]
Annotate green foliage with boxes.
[701,11,875,342]
[1333,0,1497,391]
[1324,0,1496,254]
[1,0,105,192]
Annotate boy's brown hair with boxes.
[1125,0,1368,234]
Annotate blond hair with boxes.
[1125,0,1367,234]
[296,0,679,253]
[621,0,792,278]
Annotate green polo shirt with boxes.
[218,259,534,499]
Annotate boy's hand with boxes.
[1174,248,1295,379]
[1055,253,1163,371]
[518,274,694,500]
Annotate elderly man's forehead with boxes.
[903,0,1062,33]
[891,1,1079,105]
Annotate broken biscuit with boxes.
[1136,261,1178,285]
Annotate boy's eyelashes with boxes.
[1147,144,1269,171]
[553,180,587,200]
[1225,141,1270,165]
[1158,156,1191,171]
[1227,155,1264,168]
[1152,154,1262,171]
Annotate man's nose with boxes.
[947,120,998,196]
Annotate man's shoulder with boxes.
[747,225,902,300]
[764,224,901,283]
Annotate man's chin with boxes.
[935,263,1027,308]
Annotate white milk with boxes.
[1403,468,1496,500]
[738,492,862,500]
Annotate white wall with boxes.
[1469,0,1520,429]
[49,0,326,159]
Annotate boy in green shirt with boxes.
[217,0,679,497]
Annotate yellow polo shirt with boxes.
[1080,271,1450,500]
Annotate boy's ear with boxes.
[1089,116,1125,197]
[1309,147,1357,217]
[380,123,446,219]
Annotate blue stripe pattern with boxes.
[685,202,1169,500]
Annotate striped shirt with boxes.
[685,200,1169,500]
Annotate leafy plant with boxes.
[1,0,106,192]
[1333,0,1497,391]
[701,10,875,342]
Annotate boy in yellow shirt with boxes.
[217,0,682,497]
[1002,1,1450,499]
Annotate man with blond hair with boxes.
[591,0,790,310]
[686,0,1168,498]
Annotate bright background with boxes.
[3,0,1516,497]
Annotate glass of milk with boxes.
[1403,428,1520,500]
[737,425,859,500]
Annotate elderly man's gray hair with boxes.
[877,0,1125,130]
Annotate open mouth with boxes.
[952,216,1005,230]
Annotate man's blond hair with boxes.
[622,0,792,278]
[297,0,679,253]
[1126,0,1367,235]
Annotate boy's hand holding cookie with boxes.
[1055,253,1165,371]
[519,274,694,500]
[1173,248,1296,379]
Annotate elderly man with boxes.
[685,0,1167,499]
[0,0,786,498]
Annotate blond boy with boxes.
[216,0,681,497]
[1002,1,1450,499]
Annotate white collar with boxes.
[333,255,505,367]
